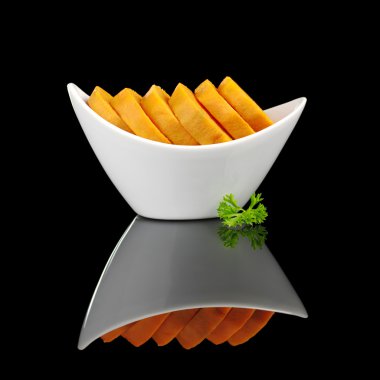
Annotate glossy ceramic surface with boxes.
[68,83,306,220]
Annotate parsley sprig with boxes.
[217,193,268,227]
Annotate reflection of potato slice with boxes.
[153,308,200,346]
[141,85,198,146]
[101,325,129,343]
[101,308,273,347]
[88,86,134,133]
[169,84,232,145]
[111,88,171,144]
[218,77,273,131]
[177,307,231,349]
[122,313,170,347]
[207,308,255,344]
[228,310,274,346]
[195,80,254,139]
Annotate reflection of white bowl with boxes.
[68,84,306,220]
[78,217,307,350]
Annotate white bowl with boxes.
[68,83,306,220]
[78,216,307,350]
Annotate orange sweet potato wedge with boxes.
[228,310,274,346]
[111,88,171,144]
[122,313,170,347]
[207,308,255,345]
[169,83,232,145]
[218,77,273,131]
[195,80,255,139]
[141,85,198,145]
[88,86,134,134]
[152,308,200,346]
[177,307,231,349]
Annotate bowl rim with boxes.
[68,83,307,152]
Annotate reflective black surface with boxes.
[79,216,306,349]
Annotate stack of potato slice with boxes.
[102,307,274,349]
[88,77,273,145]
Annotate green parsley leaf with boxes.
[217,193,268,227]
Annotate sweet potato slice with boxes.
[177,307,231,349]
[111,88,171,144]
[218,77,273,131]
[152,308,199,346]
[207,308,255,345]
[195,80,255,139]
[88,86,134,133]
[228,310,274,346]
[122,313,170,347]
[169,83,232,145]
[141,85,198,145]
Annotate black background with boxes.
[44,60,346,373]
[6,1,368,372]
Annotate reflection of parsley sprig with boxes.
[217,227,240,248]
[217,193,268,227]
[218,225,268,250]
[241,225,268,250]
